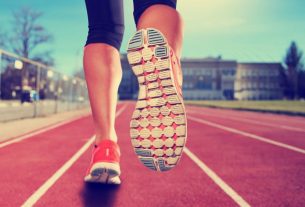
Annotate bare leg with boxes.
[83,43,122,144]
[136,4,183,59]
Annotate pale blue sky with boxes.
[0,0,304,75]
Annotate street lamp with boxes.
[0,51,2,99]
[63,75,68,81]
[14,60,23,70]
[47,70,54,78]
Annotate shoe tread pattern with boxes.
[127,28,187,172]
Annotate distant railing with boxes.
[0,49,89,122]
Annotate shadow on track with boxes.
[80,182,120,207]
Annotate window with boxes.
[259,70,264,76]
[249,82,253,89]
[272,70,278,76]
[231,69,236,76]
[197,79,212,90]
[259,82,264,88]
[222,69,236,76]
[245,70,251,77]
[183,83,189,89]
[204,69,212,76]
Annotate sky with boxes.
[0,0,305,75]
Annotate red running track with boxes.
[0,102,304,207]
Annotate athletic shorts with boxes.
[84,0,177,50]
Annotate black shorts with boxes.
[85,0,177,51]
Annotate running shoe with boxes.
[127,28,187,172]
[84,139,121,184]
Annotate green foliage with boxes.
[285,41,303,70]
[283,41,304,99]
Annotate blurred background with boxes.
[1,1,305,207]
[0,0,304,122]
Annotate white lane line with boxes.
[21,135,95,207]
[188,115,305,155]
[0,114,90,149]
[21,104,127,207]
[187,105,305,126]
[187,110,305,133]
[184,147,251,207]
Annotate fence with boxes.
[0,49,89,122]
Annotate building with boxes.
[118,54,284,100]
[181,57,237,100]
[234,63,284,100]
[118,54,138,100]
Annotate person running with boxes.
[83,0,187,184]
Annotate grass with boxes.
[185,100,305,114]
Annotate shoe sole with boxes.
[84,162,121,184]
[127,28,187,172]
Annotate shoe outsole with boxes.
[127,28,187,172]
[84,162,121,184]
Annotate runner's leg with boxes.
[133,1,183,58]
[83,0,124,144]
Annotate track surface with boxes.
[1,102,305,207]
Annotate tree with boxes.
[284,41,303,99]
[0,29,7,48]
[9,7,53,65]
[298,70,305,98]
[4,7,55,91]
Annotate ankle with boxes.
[170,48,183,86]
[94,133,118,145]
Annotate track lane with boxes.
[2,103,305,207]
[187,108,305,150]
[21,104,127,207]
[0,104,124,207]
[0,116,94,207]
[34,104,239,207]
[187,110,305,133]
[187,105,305,128]
[185,113,305,206]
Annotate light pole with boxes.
[68,78,74,111]
[55,73,62,114]
[33,65,41,117]
[0,50,2,100]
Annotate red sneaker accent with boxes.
[84,139,121,184]
[93,140,120,162]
